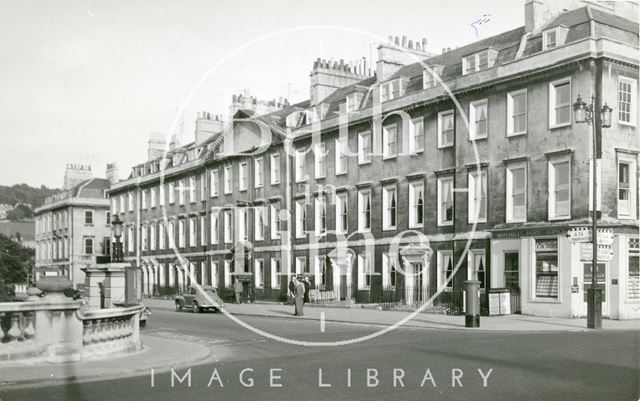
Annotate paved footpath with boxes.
[0,332,214,389]
[215,299,640,332]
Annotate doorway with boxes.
[405,263,425,306]
[581,262,609,317]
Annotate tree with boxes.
[0,233,31,286]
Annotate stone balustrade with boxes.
[79,305,142,359]
[0,298,143,363]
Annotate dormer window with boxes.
[462,49,498,75]
[423,70,436,89]
[306,108,318,124]
[285,111,302,128]
[544,30,557,49]
[423,65,444,90]
[542,26,568,51]
[346,92,363,113]
[380,79,402,102]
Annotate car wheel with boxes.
[175,302,182,312]
[192,302,200,313]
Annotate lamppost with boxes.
[573,94,612,330]
[111,214,124,263]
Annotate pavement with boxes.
[1,297,637,390]
[218,299,640,332]
[0,331,213,389]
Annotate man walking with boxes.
[288,276,296,306]
[295,274,305,316]
[234,278,243,304]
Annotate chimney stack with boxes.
[376,35,433,82]
[309,57,373,106]
[105,162,119,184]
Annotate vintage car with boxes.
[175,286,224,313]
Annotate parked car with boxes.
[175,286,224,313]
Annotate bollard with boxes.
[464,280,480,328]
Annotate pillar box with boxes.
[464,280,481,328]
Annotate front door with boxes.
[405,263,425,306]
[332,261,352,301]
[581,262,609,317]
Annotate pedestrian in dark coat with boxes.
[295,277,305,316]
[303,277,310,304]
[288,276,296,306]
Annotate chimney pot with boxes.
[408,40,413,49]
[388,35,393,43]
[394,36,400,45]
[422,38,427,48]
[401,36,407,47]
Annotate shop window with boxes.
[534,239,559,299]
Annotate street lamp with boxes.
[573,94,612,330]
[111,214,124,263]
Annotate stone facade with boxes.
[34,177,112,289]
[109,1,639,318]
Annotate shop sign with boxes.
[580,243,613,262]
[487,290,511,315]
[568,227,614,245]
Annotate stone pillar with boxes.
[82,263,129,308]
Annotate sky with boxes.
[0,0,523,188]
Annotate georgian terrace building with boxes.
[35,172,113,289]
[109,0,639,319]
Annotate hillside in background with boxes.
[0,183,60,209]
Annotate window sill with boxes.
[437,144,454,150]
[549,122,571,130]
[438,221,454,227]
[383,155,397,161]
[468,136,488,142]
[618,121,636,127]
[410,149,424,155]
[358,160,371,166]
[336,171,347,176]
[507,131,527,138]
[468,220,487,224]
[409,224,424,229]
[271,182,280,186]
[548,215,571,221]
[506,218,527,224]
[383,226,397,232]
[529,298,561,304]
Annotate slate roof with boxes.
[278,5,637,128]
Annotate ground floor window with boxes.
[255,259,264,288]
[628,238,639,302]
[468,250,486,289]
[382,252,396,289]
[534,239,559,299]
[271,258,281,289]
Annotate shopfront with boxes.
[490,226,640,320]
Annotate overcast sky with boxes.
[0,0,523,188]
